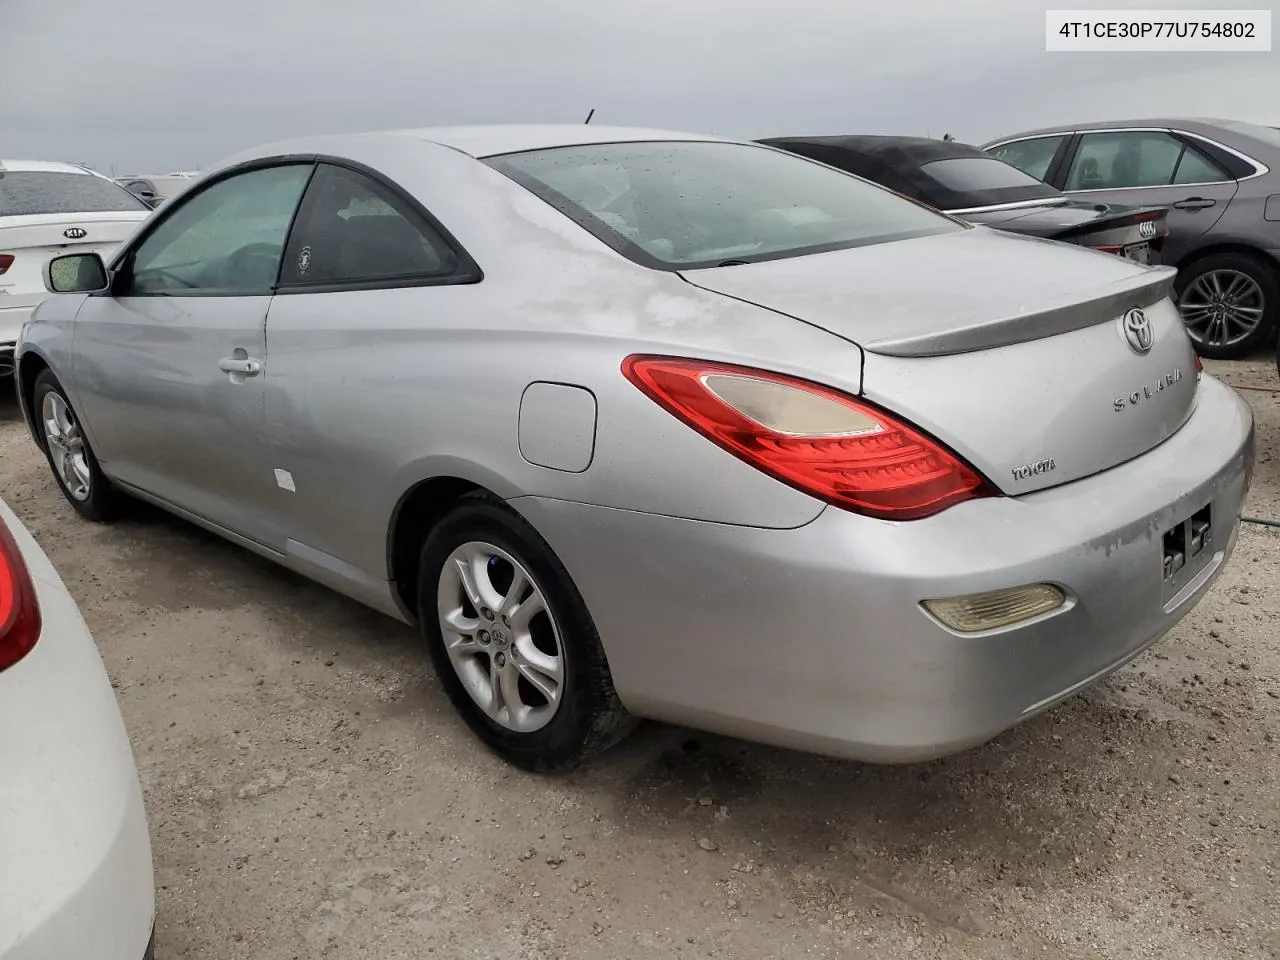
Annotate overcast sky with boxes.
[2,0,1277,174]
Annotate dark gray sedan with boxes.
[983,118,1280,359]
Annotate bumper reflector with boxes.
[923,583,1066,633]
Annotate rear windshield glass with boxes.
[485,141,962,270]
[0,171,150,216]
[918,157,1060,207]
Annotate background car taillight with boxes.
[0,254,14,276]
[0,516,42,673]
[622,355,997,521]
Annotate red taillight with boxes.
[0,254,14,276]
[0,517,42,673]
[621,356,996,521]
[1194,353,1204,375]
[1090,245,1124,256]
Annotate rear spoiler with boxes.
[864,266,1178,358]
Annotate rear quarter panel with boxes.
[260,139,863,581]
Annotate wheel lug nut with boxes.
[481,607,494,620]
[478,631,490,644]
[496,652,506,667]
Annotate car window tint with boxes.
[279,164,458,286]
[918,157,1060,206]
[1172,147,1230,184]
[1065,132,1186,190]
[0,171,151,216]
[486,141,960,270]
[987,137,1065,181]
[127,164,312,294]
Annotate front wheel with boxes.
[416,493,634,771]
[32,370,121,522]
[1176,252,1278,359]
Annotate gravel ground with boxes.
[1,357,1277,960]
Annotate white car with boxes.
[0,160,151,375]
[0,497,154,959]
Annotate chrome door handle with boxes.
[219,357,262,376]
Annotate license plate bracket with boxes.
[1163,503,1213,582]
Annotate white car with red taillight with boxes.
[0,497,155,959]
[0,160,151,375]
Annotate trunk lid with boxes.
[681,227,1198,496]
[0,212,147,308]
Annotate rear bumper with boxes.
[0,500,156,960]
[514,374,1254,762]
[0,303,33,374]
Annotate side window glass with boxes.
[279,164,460,287]
[1172,146,1230,184]
[987,136,1065,182]
[1065,132,1184,190]
[126,164,312,294]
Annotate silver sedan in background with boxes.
[15,125,1254,770]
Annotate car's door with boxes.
[1055,129,1238,263]
[71,161,314,548]
[261,160,481,592]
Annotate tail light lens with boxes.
[621,356,997,521]
[0,254,14,276]
[0,516,42,673]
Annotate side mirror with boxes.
[44,253,110,294]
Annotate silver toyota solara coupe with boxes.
[15,125,1254,771]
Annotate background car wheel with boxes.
[1175,252,1278,360]
[416,492,634,772]
[33,369,121,522]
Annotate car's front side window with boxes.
[486,140,962,270]
[277,163,463,288]
[987,136,1066,181]
[123,164,313,295]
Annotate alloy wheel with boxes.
[41,392,92,502]
[436,541,565,733]
[1179,268,1266,349]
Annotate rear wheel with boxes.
[416,492,634,771]
[33,370,122,522]
[1176,252,1278,359]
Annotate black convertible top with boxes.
[758,135,1060,210]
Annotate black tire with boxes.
[416,492,634,772]
[32,370,122,522]
[1175,251,1279,360]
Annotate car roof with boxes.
[985,117,1236,143]
[223,123,732,167]
[0,159,106,175]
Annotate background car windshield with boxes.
[0,172,150,216]
[486,141,960,269]
[918,157,1060,207]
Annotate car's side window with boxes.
[987,136,1066,182]
[123,164,313,295]
[1172,145,1231,184]
[1064,131,1230,191]
[277,163,462,288]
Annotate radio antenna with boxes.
[584,108,596,125]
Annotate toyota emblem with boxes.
[63,227,87,239]
[1121,307,1154,356]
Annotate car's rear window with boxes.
[918,157,1061,208]
[0,171,150,216]
[485,141,962,270]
